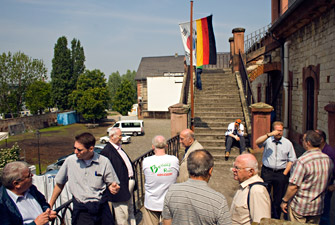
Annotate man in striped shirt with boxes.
[280,130,334,224]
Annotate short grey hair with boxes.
[152,135,166,149]
[109,127,121,137]
[1,161,28,189]
[187,149,214,178]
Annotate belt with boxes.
[129,176,135,180]
[262,165,285,173]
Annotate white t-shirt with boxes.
[143,154,179,211]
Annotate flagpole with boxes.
[190,0,194,131]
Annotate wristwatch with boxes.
[266,133,270,138]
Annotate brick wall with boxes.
[0,113,57,133]
[288,7,335,138]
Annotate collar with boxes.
[6,188,30,203]
[240,174,262,189]
[271,136,282,144]
[110,142,121,150]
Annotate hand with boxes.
[328,184,335,192]
[46,208,57,220]
[280,202,288,214]
[109,182,120,194]
[235,136,240,141]
[34,211,50,225]
[269,130,281,136]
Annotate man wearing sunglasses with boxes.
[224,119,246,159]
[49,132,120,225]
[0,161,57,225]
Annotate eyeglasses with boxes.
[231,164,251,172]
[16,170,33,182]
[73,146,85,152]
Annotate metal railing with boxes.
[244,24,271,53]
[51,135,180,223]
[238,51,255,108]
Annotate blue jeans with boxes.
[320,190,332,225]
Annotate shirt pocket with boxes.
[232,203,249,223]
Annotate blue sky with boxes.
[0,0,271,79]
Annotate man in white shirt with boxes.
[1,161,57,225]
[142,135,179,225]
[101,127,136,225]
[225,119,246,159]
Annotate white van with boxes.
[107,120,144,136]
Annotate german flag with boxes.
[196,15,217,66]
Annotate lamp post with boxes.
[35,129,41,175]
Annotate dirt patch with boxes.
[0,122,114,172]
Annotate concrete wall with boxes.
[288,7,335,139]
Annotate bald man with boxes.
[231,153,271,224]
[177,129,203,183]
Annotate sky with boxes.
[1,0,271,79]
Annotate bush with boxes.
[0,143,21,168]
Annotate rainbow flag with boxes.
[179,15,217,67]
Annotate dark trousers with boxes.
[72,198,114,225]
[196,68,202,90]
[261,165,289,219]
[320,190,332,225]
[225,136,245,154]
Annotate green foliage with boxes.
[25,80,52,115]
[107,71,121,109]
[121,70,137,102]
[0,52,47,117]
[0,143,21,168]
[70,69,109,122]
[107,70,137,111]
[113,79,136,115]
[51,36,85,110]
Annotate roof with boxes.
[135,55,185,81]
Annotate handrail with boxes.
[244,24,271,53]
[238,51,255,107]
[51,135,180,224]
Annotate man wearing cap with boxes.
[225,119,246,159]
[255,121,296,219]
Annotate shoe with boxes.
[225,151,230,161]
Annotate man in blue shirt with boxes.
[255,121,296,219]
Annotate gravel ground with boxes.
[120,119,171,161]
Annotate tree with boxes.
[69,69,109,122]
[25,80,52,115]
[107,71,121,109]
[51,36,85,110]
[113,79,136,115]
[51,36,71,110]
[70,39,85,92]
[0,51,47,118]
[121,70,137,102]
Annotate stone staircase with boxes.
[194,68,248,205]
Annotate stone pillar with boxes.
[229,37,234,71]
[232,28,245,73]
[169,103,190,138]
[325,103,335,147]
[250,103,274,150]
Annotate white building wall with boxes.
[147,76,183,111]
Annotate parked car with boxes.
[45,144,106,172]
[107,120,144,136]
[99,134,131,144]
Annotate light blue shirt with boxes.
[260,136,297,170]
[6,189,43,224]
[55,152,119,203]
